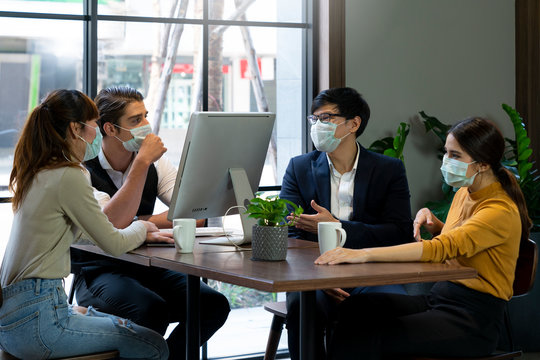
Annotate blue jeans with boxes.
[74,266,230,360]
[0,278,168,359]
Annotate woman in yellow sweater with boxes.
[316,117,532,359]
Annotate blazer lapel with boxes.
[311,152,331,211]
[352,145,374,219]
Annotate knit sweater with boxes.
[421,182,521,300]
[1,166,146,286]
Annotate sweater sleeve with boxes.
[59,167,146,256]
[421,198,516,262]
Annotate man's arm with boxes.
[139,211,205,228]
[102,134,166,228]
[280,158,312,239]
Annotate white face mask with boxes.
[440,154,478,188]
[114,124,152,152]
[310,120,351,153]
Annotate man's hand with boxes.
[323,288,350,303]
[287,200,339,234]
[136,133,167,166]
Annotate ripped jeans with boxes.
[0,278,168,360]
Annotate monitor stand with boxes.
[199,168,256,246]
[228,167,257,243]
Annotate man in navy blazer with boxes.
[280,87,414,360]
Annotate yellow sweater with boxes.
[420,182,521,300]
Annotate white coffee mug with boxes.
[318,222,347,254]
[173,218,197,253]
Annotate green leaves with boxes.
[369,122,410,162]
[419,110,451,160]
[502,103,533,183]
[245,195,304,227]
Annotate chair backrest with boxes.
[513,238,538,297]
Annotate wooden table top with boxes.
[73,239,476,293]
[150,246,477,293]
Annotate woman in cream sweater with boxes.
[316,117,532,359]
[0,90,169,359]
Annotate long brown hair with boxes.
[9,89,98,210]
[449,117,532,242]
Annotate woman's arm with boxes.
[315,241,424,265]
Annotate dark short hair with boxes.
[311,87,371,137]
[94,86,144,135]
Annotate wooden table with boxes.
[73,240,477,360]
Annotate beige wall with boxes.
[345,0,516,212]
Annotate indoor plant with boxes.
[245,195,303,261]
[368,121,410,161]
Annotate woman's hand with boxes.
[413,208,443,241]
[315,247,368,265]
[287,200,339,234]
[140,220,174,244]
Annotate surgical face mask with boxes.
[310,120,351,153]
[114,124,152,152]
[440,154,478,188]
[77,122,102,161]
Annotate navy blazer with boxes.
[280,144,414,249]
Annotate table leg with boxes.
[299,290,316,360]
[186,274,200,360]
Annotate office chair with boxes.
[263,239,538,360]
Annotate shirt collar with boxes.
[326,142,360,175]
[98,149,113,170]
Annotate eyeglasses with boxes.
[307,113,344,125]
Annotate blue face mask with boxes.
[114,124,152,152]
[440,155,478,188]
[310,120,351,153]
[77,122,102,161]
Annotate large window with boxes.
[1,1,313,358]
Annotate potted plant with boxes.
[245,195,303,261]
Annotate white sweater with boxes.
[1,166,146,286]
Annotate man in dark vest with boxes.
[71,87,230,360]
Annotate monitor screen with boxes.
[167,112,276,229]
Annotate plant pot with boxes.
[251,224,288,261]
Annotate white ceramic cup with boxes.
[318,222,347,254]
[173,218,197,253]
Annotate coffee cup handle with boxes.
[335,227,347,247]
[173,225,183,243]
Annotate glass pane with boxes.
[98,0,201,19]
[98,21,200,166]
[0,0,83,14]
[209,0,303,23]
[0,18,83,187]
[208,25,303,186]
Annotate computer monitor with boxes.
[167,111,276,244]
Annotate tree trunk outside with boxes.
[234,0,277,183]
[208,1,225,111]
[147,0,189,134]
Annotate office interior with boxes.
[1,0,540,359]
